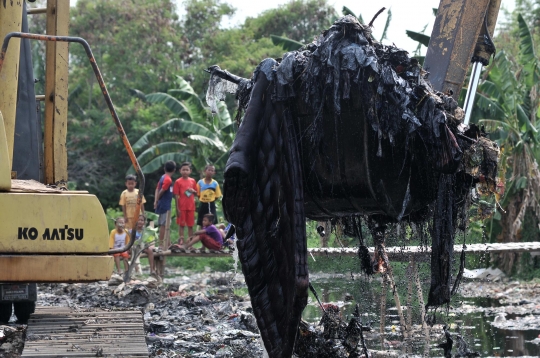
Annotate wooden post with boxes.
[0,0,23,163]
[386,269,409,339]
[156,210,171,277]
[412,260,428,331]
[406,258,413,328]
[44,0,69,184]
[379,275,387,348]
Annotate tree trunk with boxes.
[497,195,521,274]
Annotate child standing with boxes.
[196,164,222,227]
[154,160,176,246]
[119,174,146,231]
[184,214,223,251]
[173,162,197,245]
[109,217,130,275]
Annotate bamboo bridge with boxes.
[144,241,540,262]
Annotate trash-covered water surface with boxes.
[209,14,501,358]
[0,270,539,357]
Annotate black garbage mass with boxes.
[209,14,500,358]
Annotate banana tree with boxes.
[128,76,234,175]
[472,13,540,273]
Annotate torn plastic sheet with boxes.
[205,72,238,114]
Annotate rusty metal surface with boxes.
[424,0,491,98]
[22,306,148,357]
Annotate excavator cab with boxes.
[0,0,143,322]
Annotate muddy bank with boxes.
[1,270,265,358]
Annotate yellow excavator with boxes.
[0,0,143,322]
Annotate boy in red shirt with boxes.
[173,162,197,245]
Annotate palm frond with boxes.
[405,30,430,47]
[139,153,191,174]
[379,9,392,42]
[517,13,536,67]
[270,35,304,51]
[188,134,227,152]
[132,118,224,151]
[478,80,502,99]
[517,103,538,134]
[168,76,204,107]
[146,92,191,118]
[216,101,232,128]
[136,142,187,166]
[342,6,357,18]
[68,85,83,102]
[129,88,147,102]
[475,93,506,119]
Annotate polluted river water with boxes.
[0,259,539,357]
[302,272,540,357]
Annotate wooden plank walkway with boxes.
[22,307,148,357]
[145,242,540,262]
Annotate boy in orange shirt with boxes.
[119,174,146,231]
[173,162,197,245]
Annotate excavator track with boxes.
[21,306,148,357]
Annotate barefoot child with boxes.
[109,217,130,275]
[173,162,197,245]
[184,214,223,252]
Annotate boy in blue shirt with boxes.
[154,160,176,245]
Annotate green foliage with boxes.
[342,6,363,24]
[405,30,430,47]
[145,93,192,119]
[182,0,235,46]
[132,118,226,152]
[179,0,338,95]
[243,0,337,43]
[130,78,232,177]
[69,0,187,105]
[105,208,124,232]
[470,12,540,273]
[27,0,190,209]
[270,35,304,51]
[379,9,392,42]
